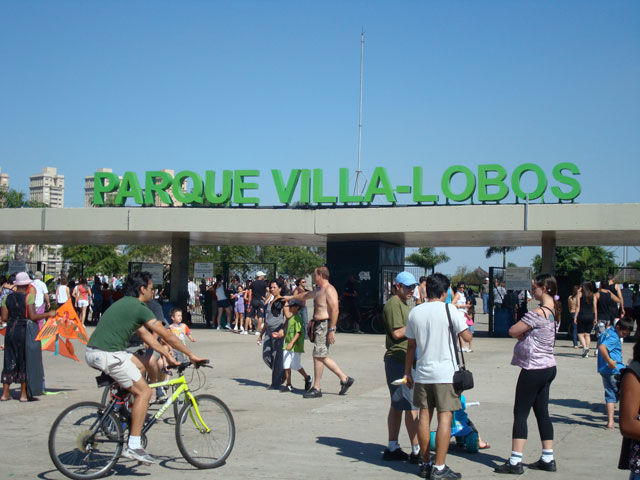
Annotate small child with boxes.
[282,300,312,392]
[597,317,633,428]
[233,286,246,334]
[169,308,196,362]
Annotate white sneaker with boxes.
[225,324,231,329]
[254,331,260,336]
[240,331,248,335]
[233,326,238,331]
[122,446,156,464]
[216,326,221,330]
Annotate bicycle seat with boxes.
[95,372,115,388]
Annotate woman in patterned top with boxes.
[620,341,640,479]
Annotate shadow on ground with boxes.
[316,436,416,474]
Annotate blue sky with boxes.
[1,1,639,273]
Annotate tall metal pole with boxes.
[353,31,365,196]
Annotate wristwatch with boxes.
[328,327,336,332]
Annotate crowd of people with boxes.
[382,270,639,479]
[1,266,639,479]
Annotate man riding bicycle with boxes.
[85,272,207,464]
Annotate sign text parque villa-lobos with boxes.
[93,163,581,207]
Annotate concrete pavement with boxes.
[0,313,634,479]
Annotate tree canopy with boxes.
[531,246,617,279]
[485,246,520,269]
[405,247,450,274]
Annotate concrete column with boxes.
[170,235,190,310]
[541,233,556,275]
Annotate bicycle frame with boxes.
[142,374,211,436]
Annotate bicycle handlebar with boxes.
[166,359,211,372]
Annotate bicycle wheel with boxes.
[176,394,235,469]
[369,310,385,334]
[337,310,355,333]
[172,383,186,419]
[49,401,123,480]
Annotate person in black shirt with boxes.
[250,271,268,335]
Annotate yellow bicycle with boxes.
[48,360,235,480]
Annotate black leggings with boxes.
[512,366,556,441]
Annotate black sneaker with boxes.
[280,384,293,393]
[339,376,355,395]
[409,452,422,464]
[494,461,524,474]
[303,388,322,398]
[382,447,409,461]
[419,462,432,478]
[304,376,312,392]
[430,465,461,479]
[528,458,557,472]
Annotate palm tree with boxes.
[569,246,614,280]
[485,246,520,269]
[406,247,450,275]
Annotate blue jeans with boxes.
[571,322,578,347]
[481,293,489,314]
[629,472,640,480]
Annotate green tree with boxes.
[61,245,127,278]
[124,245,171,263]
[531,246,617,279]
[485,246,520,269]
[405,247,450,274]
[0,188,49,208]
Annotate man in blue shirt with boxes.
[597,317,633,429]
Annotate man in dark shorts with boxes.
[382,271,420,463]
[85,272,207,464]
[250,271,268,336]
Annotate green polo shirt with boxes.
[383,295,411,363]
[87,296,156,352]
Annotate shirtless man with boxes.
[286,266,354,398]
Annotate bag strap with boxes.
[446,304,465,370]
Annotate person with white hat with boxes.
[1,272,56,402]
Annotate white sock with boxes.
[128,435,141,449]
[411,444,420,455]
[434,464,445,471]
[509,451,523,465]
[541,449,554,462]
[387,440,399,451]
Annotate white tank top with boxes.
[57,285,69,304]
[455,292,467,308]
[216,285,227,301]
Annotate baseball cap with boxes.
[35,271,43,279]
[14,272,32,286]
[395,272,418,287]
[256,271,266,277]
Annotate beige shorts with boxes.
[312,320,330,358]
[413,383,461,412]
[85,347,142,389]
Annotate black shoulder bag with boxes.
[446,304,474,392]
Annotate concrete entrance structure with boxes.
[1,203,639,307]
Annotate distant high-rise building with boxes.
[30,166,64,208]
[29,167,64,275]
[0,167,8,192]
[85,168,121,207]
[153,169,183,207]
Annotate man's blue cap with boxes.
[395,271,418,287]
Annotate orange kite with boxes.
[36,300,89,362]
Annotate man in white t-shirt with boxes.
[404,273,472,480]
[33,271,50,315]
[187,279,197,309]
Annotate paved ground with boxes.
[1,313,634,479]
